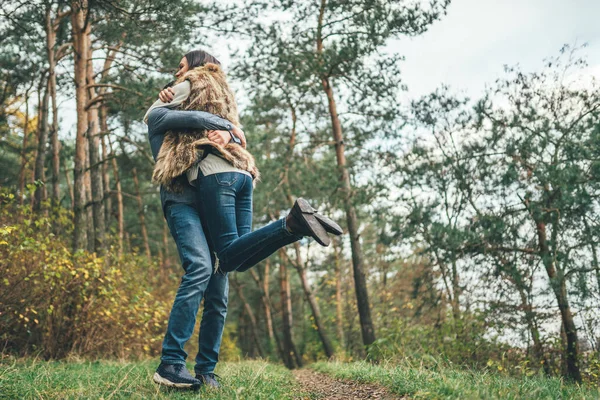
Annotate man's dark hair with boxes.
[184,50,221,69]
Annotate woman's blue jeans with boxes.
[161,202,228,375]
[196,171,302,272]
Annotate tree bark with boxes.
[279,258,302,368]
[107,135,124,256]
[33,77,50,212]
[70,0,89,252]
[46,5,61,207]
[63,162,74,208]
[315,0,376,348]
[132,167,151,261]
[278,92,335,358]
[86,37,105,254]
[536,220,581,382]
[231,278,265,358]
[249,264,285,361]
[18,89,31,206]
[281,246,335,359]
[100,112,111,231]
[334,238,345,346]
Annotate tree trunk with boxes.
[536,220,581,382]
[100,112,111,231]
[46,6,60,207]
[231,278,265,358]
[282,245,335,359]
[132,167,151,261]
[107,135,124,256]
[517,284,550,375]
[320,76,376,348]
[33,77,50,212]
[249,264,285,361]
[18,90,31,206]
[63,162,74,208]
[86,38,105,254]
[315,0,375,348]
[70,0,89,252]
[278,93,335,358]
[334,238,344,346]
[279,258,302,368]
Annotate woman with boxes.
[145,50,341,389]
[151,50,343,274]
[145,50,243,390]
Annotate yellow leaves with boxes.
[0,225,17,236]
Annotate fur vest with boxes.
[151,63,259,192]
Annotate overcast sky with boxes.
[390,0,600,100]
[59,0,600,137]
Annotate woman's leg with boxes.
[198,172,302,272]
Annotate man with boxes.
[145,52,245,389]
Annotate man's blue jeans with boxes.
[196,171,302,273]
[162,202,228,375]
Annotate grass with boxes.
[3,356,598,399]
[311,360,600,400]
[0,357,304,399]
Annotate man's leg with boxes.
[195,270,229,376]
[161,202,213,365]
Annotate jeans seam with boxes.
[167,206,189,270]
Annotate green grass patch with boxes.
[0,357,303,399]
[311,360,600,400]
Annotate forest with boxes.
[1,0,599,398]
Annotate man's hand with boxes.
[207,130,231,146]
[231,126,247,148]
[158,87,175,103]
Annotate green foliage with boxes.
[0,191,172,360]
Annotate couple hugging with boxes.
[144,49,342,389]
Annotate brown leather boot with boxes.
[286,198,331,247]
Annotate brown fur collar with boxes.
[151,63,259,192]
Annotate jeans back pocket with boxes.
[214,172,239,187]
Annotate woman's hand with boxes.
[207,130,232,146]
[231,126,247,148]
[158,87,175,103]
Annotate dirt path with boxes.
[293,369,404,400]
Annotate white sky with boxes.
[391,0,600,100]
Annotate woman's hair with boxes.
[163,50,221,90]
[184,50,221,69]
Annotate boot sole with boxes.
[294,199,330,247]
[314,213,343,235]
[153,372,200,388]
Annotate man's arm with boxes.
[147,107,234,135]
